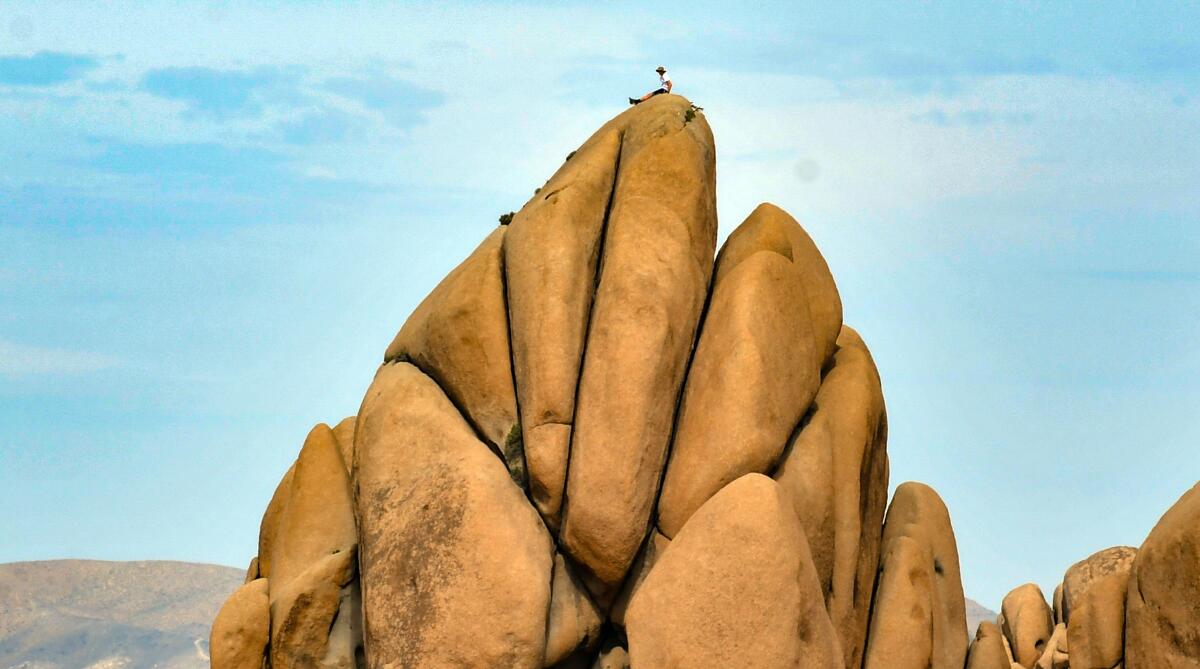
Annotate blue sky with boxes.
[0,1,1197,610]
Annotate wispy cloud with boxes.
[0,339,120,377]
[140,66,301,119]
[323,75,444,129]
[0,51,100,86]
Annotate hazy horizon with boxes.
[1,1,1197,610]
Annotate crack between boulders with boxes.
[649,245,717,540]
[556,128,625,547]
[499,229,531,494]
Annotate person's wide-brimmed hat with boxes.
[656,66,666,72]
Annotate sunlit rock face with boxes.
[214,94,1197,669]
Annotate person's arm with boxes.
[665,79,673,92]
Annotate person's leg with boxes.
[640,88,668,102]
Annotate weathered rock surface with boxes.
[969,620,1016,669]
[608,529,670,631]
[626,474,842,669]
[383,226,525,485]
[1062,545,1136,669]
[561,94,718,600]
[656,205,826,538]
[1125,482,1200,669]
[544,553,604,666]
[505,128,621,530]
[1034,622,1069,669]
[355,361,553,668]
[266,423,360,669]
[863,481,967,669]
[331,414,356,475]
[210,577,269,669]
[269,548,358,669]
[711,202,842,364]
[773,324,889,668]
[1001,583,1054,669]
[256,462,295,579]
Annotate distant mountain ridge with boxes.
[0,559,993,668]
[965,597,998,637]
[0,559,243,669]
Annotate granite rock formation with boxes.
[213,95,1200,669]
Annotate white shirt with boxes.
[659,72,671,89]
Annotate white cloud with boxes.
[0,339,121,377]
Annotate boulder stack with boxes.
[213,95,1200,669]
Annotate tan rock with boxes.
[1000,583,1053,668]
[270,548,358,669]
[244,556,259,584]
[331,415,356,475]
[626,474,842,668]
[657,206,825,538]
[1062,545,1136,669]
[506,128,622,531]
[256,461,295,579]
[969,621,1015,669]
[383,226,524,486]
[1052,582,1064,625]
[773,324,889,669]
[267,423,360,669]
[544,553,604,666]
[355,362,553,668]
[210,578,269,669]
[712,202,842,365]
[268,424,357,591]
[1033,622,1069,669]
[863,482,967,669]
[1125,482,1200,669]
[608,529,670,630]
[592,638,630,669]
[561,94,718,599]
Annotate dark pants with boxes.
[651,88,668,96]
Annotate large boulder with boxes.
[210,578,269,669]
[355,362,553,668]
[1125,482,1200,668]
[773,324,889,668]
[1062,545,1136,669]
[266,423,360,669]
[505,127,621,531]
[863,482,967,669]
[383,226,525,486]
[1000,583,1054,669]
[656,205,827,539]
[625,474,842,668]
[561,94,718,600]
